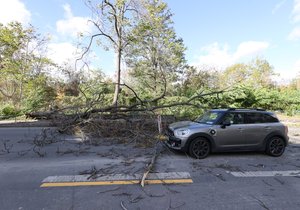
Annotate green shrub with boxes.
[1,106,20,118]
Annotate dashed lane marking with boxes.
[231,170,300,177]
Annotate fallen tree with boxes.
[27,82,229,120]
[24,66,234,149]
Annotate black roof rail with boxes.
[226,108,266,111]
[254,108,266,111]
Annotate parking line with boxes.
[40,172,193,187]
[40,179,193,187]
[231,170,300,177]
[42,172,191,183]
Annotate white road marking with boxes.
[231,170,300,177]
[64,138,83,141]
[42,172,191,183]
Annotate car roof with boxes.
[210,109,229,112]
[210,108,274,114]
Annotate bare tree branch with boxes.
[75,33,102,71]
[120,83,144,105]
[106,2,121,39]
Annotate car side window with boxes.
[222,113,244,124]
[263,113,279,123]
[245,113,264,124]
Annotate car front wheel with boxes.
[189,138,210,159]
[266,137,285,157]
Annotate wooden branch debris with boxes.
[25,111,58,120]
[97,187,120,194]
[2,140,13,154]
[167,199,186,210]
[140,142,160,187]
[120,201,128,210]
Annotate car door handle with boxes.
[238,128,243,131]
[264,126,271,130]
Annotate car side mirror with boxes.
[221,119,231,128]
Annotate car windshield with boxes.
[195,111,223,124]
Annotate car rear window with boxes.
[245,112,279,124]
[263,113,279,123]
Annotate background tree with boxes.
[83,0,141,107]
[125,0,186,103]
[0,22,53,114]
[178,65,220,97]
[219,58,275,89]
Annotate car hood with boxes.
[169,121,210,130]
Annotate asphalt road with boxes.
[0,127,300,210]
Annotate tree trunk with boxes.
[112,47,122,107]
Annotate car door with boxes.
[213,112,245,148]
[242,112,269,146]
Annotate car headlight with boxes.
[175,129,190,137]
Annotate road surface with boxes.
[0,126,300,210]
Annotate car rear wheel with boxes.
[189,138,210,159]
[266,137,285,157]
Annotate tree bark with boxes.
[112,46,122,107]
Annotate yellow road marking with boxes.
[40,179,193,187]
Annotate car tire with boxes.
[189,137,210,159]
[266,137,285,157]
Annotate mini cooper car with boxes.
[165,108,289,159]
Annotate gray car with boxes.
[165,108,289,159]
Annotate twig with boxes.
[79,165,102,180]
[274,177,285,185]
[97,187,120,194]
[33,128,59,147]
[17,148,32,157]
[112,192,132,197]
[120,201,128,210]
[3,140,13,153]
[129,195,144,203]
[32,145,46,157]
[262,180,272,187]
[167,199,186,209]
[250,195,270,210]
[141,188,165,198]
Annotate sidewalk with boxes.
[0,119,55,127]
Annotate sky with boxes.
[0,0,300,82]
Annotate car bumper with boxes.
[164,135,186,151]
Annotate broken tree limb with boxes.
[26,81,233,123]
[140,142,160,187]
